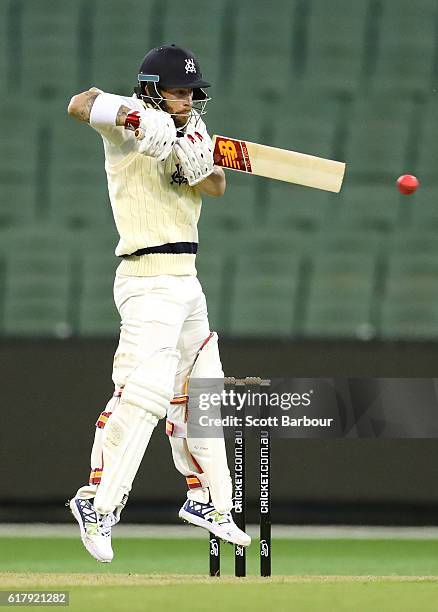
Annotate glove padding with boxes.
[136,108,177,161]
[174,130,214,186]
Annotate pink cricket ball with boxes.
[397,174,420,195]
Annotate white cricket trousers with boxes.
[112,273,212,394]
[111,273,230,508]
[76,272,232,515]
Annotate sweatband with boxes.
[89,92,124,129]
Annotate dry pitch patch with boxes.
[2,573,438,587]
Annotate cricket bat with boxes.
[133,127,346,193]
[212,135,346,193]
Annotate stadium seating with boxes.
[161,0,226,87]
[2,0,438,340]
[303,252,377,338]
[229,254,302,337]
[415,99,438,183]
[372,0,437,94]
[343,95,414,181]
[304,0,369,92]
[388,228,438,256]
[92,0,158,94]
[2,227,74,336]
[0,0,9,92]
[206,99,266,148]
[271,93,340,161]
[200,183,258,233]
[231,0,297,97]
[195,251,228,332]
[313,227,385,256]
[49,116,111,229]
[77,250,119,336]
[380,253,438,339]
[0,101,39,228]
[267,183,332,232]
[410,186,438,229]
[335,184,401,232]
[21,0,81,98]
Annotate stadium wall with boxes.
[2,339,438,525]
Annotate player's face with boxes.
[160,87,193,128]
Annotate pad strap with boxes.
[186,475,203,489]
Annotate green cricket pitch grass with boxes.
[2,537,438,611]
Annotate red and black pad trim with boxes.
[186,475,202,489]
[89,468,103,485]
[165,420,175,437]
[95,411,112,429]
[170,395,188,405]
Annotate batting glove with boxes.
[174,130,214,186]
[125,108,177,161]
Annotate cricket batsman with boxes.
[67,44,250,562]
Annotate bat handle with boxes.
[134,127,145,141]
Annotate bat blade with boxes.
[212,135,346,193]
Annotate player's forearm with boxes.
[68,89,131,126]
[67,90,101,122]
[197,166,226,197]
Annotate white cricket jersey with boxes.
[90,92,206,277]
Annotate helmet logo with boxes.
[185,58,197,74]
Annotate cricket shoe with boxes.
[69,496,118,563]
[179,499,251,547]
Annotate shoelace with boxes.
[79,499,116,537]
[99,513,117,538]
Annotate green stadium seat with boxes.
[410,186,438,229]
[243,227,310,257]
[0,0,8,91]
[0,225,74,257]
[49,118,111,229]
[380,304,438,339]
[21,0,80,97]
[207,100,265,147]
[344,96,413,180]
[196,226,239,264]
[229,254,302,337]
[204,100,267,187]
[200,183,257,233]
[267,183,332,231]
[77,251,119,336]
[161,1,226,87]
[416,100,438,183]
[231,0,296,96]
[388,229,438,255]
[92,0,158,93]
[380,252,438,339]
[313,227,384,256]
[303,253,377,338]
[305,0,368,92]
[0,101,38,187]
[0,182,35,227]
[336,184,401,232]
[372,0,436,94]
[270,93,340,161]
[76,227,120,257]
[195,252,227,332]
[3,250,72,337]
[383,253,438,298]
